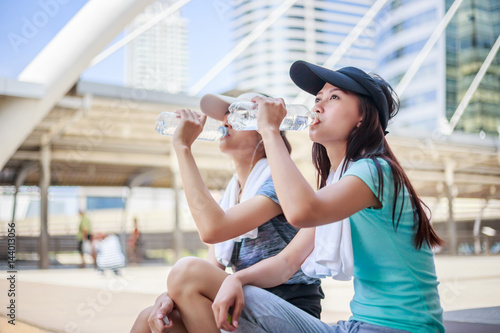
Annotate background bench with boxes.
[0,231,206,260]
[444,306,500,332]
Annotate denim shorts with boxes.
[265,283,324,319]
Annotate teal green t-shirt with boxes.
[342,158,444,333]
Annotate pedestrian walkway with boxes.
[1,256,499,333]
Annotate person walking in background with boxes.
[77,210,95,268]
[128,217,143,264]
[210,61,445,332]
[95,233,126,276]
[130,92,322,333]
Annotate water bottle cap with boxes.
[218,126,228,138]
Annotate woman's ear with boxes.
[356,120,362,128]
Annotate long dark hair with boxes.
[312,75,443,250]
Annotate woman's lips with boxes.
[311,119,320,127]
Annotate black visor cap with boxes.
[290,60,389,131]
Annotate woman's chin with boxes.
[309,130,329,146]
[218,140,228,152]
[308,129,320,142]
[219,141,239,156]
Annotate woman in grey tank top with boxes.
[131,92,322,333]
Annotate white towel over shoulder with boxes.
[214,158,271,267]
[301,158,354,281]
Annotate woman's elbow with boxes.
[285,199,318,228]
[286,211,313,228]
[198,229,219,244]
[199,226,234,244]
[195,215,227,243]
[285,201,319,228]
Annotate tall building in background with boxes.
[375,0,446,131]
[445,0,500,134]
[231,0,375,100]
[230,0,498,134]
[125,0,189,94]
[376,0,500,134]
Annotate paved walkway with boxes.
[1,256,499,333]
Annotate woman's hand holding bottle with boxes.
[252,96,287,135]
[172,109,207,149]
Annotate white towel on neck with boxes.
[301,158,354,281]
[215,158,271,267]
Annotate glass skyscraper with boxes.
[375,0,446,131]
[445,0,500,134]
[376,0,499,134]
[125,0,189,94]
[230,0,499,135]
[231,0,375,100]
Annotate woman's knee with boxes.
[167,257,209,299]
[130,305,154,333]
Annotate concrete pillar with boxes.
[11,187,19,227]
[473,200,488,254]
[169,150,184,263]
[120,186,131,263]
[172,170,184,262]
[39,144,50,269]
[12,163,38,225]
[445,159,457,255]
[11,163,38,268]
[125,169,164,262]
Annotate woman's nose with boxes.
[313,103,323,114]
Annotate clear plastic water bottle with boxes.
[155,112,228,141]
[227,102,317,131]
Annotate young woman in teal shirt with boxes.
[211,61,445,333]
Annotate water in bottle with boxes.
[227,102,317,131]
[155,112,228,141]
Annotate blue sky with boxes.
[0,0,234,95]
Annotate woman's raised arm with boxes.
[172,109,282,243]
[253,97,378,228]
